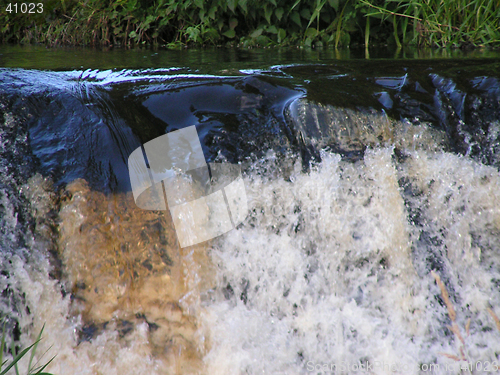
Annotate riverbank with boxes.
[1,0,499,49]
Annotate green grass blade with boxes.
[0,342,37,375]
[335,0,350,49]
[31,354,56,375]
[393,15,401,48]
[307,0,327,30]
[28,324,45,372]
[29,344,55,375]
[290,0,301,12]
[0,323,5,370]
[12,338,19,375]
[365,15,370,48]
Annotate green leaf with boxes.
[203,27,220,41]
[290,11,302,27]
[300,8,311,20]
[321,12,331,23]
[208,6,217,19]
[159,16,171,26]
[278,28,286,42]
[249,7,256,20]
[275,7,284,21]
[166,41,184,49]
[194,0,203,8]
[256,34,272,46]
[126,0,137,12]
[264,5,273,24]
[250,28,263,38]
[266,25,278,34]
[328,0,339,12]
[129,30,137,38]
[229,18,238,30]
[186,26,200,42]
[227,0,238,13]
[238,0,247,14]
[223,29,235,38]
[304,27,318,38]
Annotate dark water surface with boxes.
[2,44,500,70]
[1,46,500,374]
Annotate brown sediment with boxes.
[58,178,215,372]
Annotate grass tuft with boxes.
[0,0,497,47]
[0,322,55,375]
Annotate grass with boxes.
[0,0,498,48]
[0,323,55,375]
[358,0,500,48]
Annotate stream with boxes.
[1,46,500,374]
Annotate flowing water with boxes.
[1,46,500,374]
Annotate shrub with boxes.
[0,1,498,49]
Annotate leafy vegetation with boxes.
[0,0,499,48]
[1,323,55,375]
[358,0,500,48]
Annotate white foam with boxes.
[4,119,500,374]
[203,147,500,374]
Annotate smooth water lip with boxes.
[67,68,236,86]
[240,63,329,77]
[326,73,349,79]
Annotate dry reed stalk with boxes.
[431,270,467,362]
[487,308,500,332]
[431,270,456,321]
[439,352,462,361]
